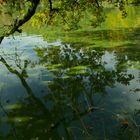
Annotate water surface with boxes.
[0,34,139,140]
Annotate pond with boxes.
[0,5,140,140]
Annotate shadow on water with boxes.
[0,35,140,140]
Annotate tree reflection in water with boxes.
[0,42,140,140]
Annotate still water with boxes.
[0,5,140,140]
[0,33,139,140]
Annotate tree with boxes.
[0,0,136,43]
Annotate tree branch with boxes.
[0,0,40,44]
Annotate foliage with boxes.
[0,0,137,36]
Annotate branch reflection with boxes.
[0,42,139,140]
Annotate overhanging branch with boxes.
[0,0,40,44]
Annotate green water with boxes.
[0,6,140,140]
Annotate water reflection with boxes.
[0,35,140,140]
